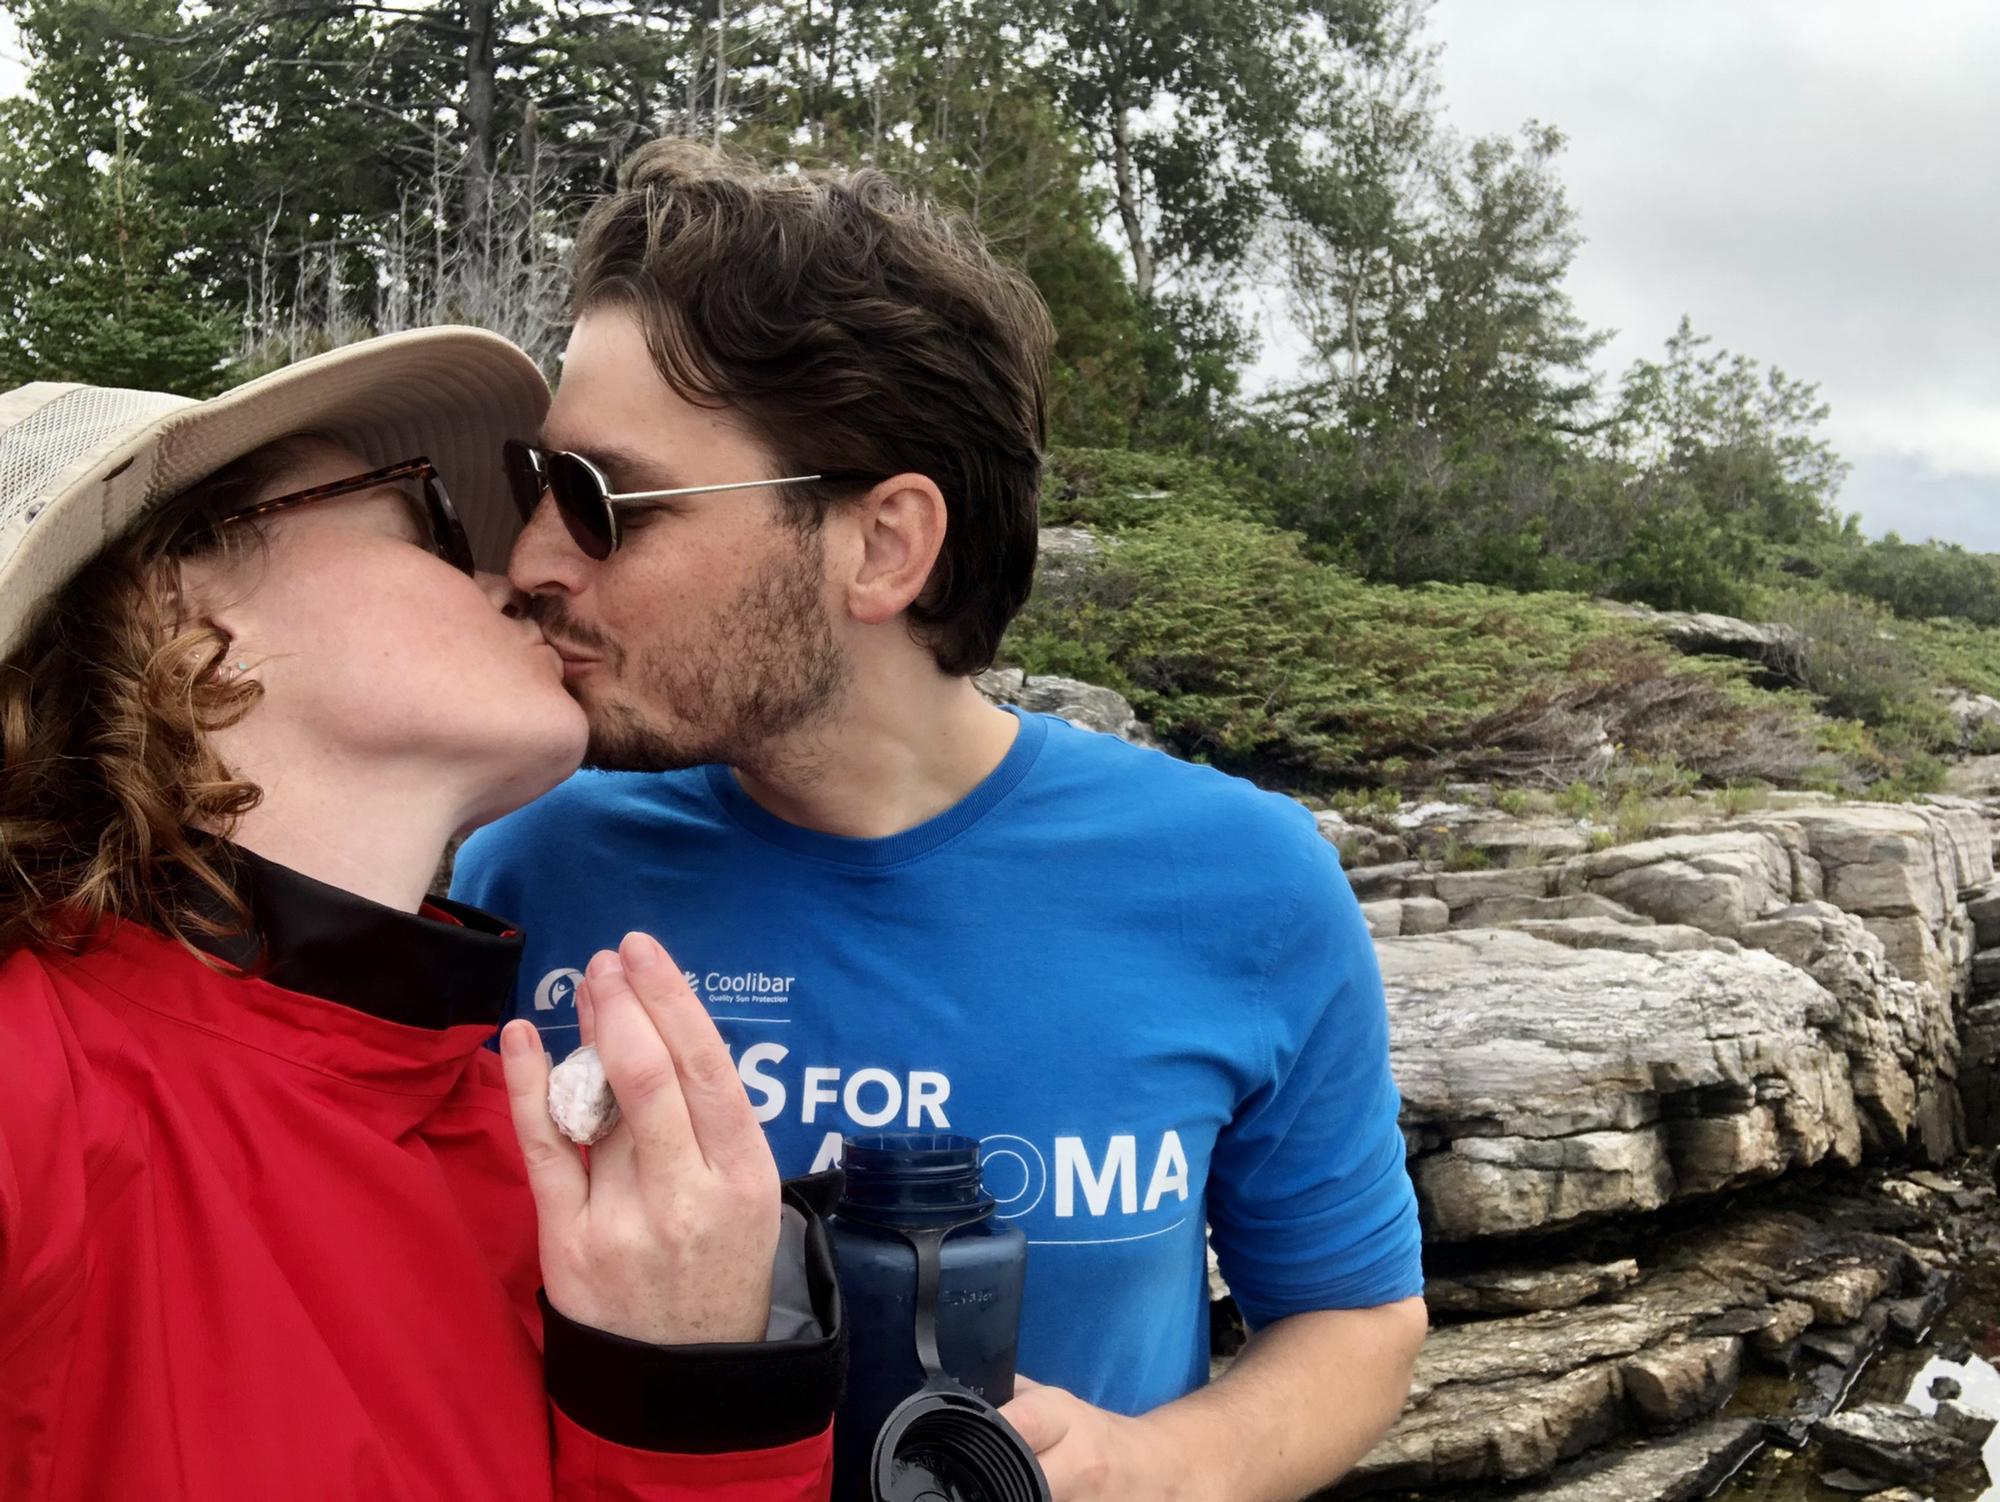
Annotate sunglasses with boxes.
[216,457,476,576]
[502,438,883,560]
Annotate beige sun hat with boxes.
[0,326,551,659]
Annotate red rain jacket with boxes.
[0,852,841,1501]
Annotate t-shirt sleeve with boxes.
[1205,830,1423,1328]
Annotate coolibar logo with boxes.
[532,968,583,1013]
[699,970,795,999]
[531,965,796,1010]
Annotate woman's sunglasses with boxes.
[216,457,476,576]
[502,438,882,560]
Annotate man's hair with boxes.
[570,138,1054,676]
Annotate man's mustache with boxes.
[521,593,618,660]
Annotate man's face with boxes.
[507,308,848,773]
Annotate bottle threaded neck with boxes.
[838,1132,992,1220]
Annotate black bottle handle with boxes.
[833,1202,995,1379]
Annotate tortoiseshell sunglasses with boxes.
[217,457,476,576]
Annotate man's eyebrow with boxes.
[535,435,689,492]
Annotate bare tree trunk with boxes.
[685,42,701,136]
[463,0,497,227]
[1346,260,1362,397]
[1109,109,1154,303]
[712,0,726,147]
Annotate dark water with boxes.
[1713,1256,2000,1501]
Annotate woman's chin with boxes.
[458,714,591,834]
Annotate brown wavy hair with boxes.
[0,444,303,958]
[571,138,1054,676]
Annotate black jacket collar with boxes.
[193,844,524,1031]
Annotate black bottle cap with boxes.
[872,1384,1051,1502]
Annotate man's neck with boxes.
[730,672,1021,841]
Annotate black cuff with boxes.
[541,1181,847,1454]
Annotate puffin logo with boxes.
[533,967,584,1013]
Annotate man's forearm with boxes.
[1140,1297,1428,1502]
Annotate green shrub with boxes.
[1434,838,1492,872]
[1041,449,1259,532]
[1330,787,1405,822]
[1556,781,1603,819]
[1830,536,2000,628]
[1748,590,1962,771]
[1008,457,1972,799]
[1004,507,1859,793]
[1893,616,2000,703]
[1612,792,1664,845]
[1006,512,1633,786]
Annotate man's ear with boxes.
[843,474,947,627]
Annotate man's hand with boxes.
[1001,1377,1213,1502]
[1001,1300,1426,1502]
[499,930,782,1345]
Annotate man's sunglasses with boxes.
[217,457,476,575]
[503,438,882,560]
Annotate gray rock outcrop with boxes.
[1599,600,1805,673]
[1336,1206,1939,1494]
[1384,932,1865,1241]
[975,667,1155,745]
[1303,791,2000,1499]
[1349,800,1999,1241]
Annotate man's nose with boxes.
[474,570,534,619]
[508,494,593,599]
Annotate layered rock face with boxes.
[1386,931,1865,1241]
[1354,801,1997,1249]
[1298,795,2000,1497]
[1342,1204,1948,1495]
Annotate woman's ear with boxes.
[843,474,948,627]
[167,548,260,650]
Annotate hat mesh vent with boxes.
[0,387,190,529]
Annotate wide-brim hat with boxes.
[0,326,550,659]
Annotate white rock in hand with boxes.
[547,1042,621,1146]
[498,932,781,1346]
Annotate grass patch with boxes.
[1719,782,1771,817]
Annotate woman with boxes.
[0,330,839,1500]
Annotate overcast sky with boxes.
[1251,0,2000,549]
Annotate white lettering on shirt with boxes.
[1056,1134,1138,1218]
[737,1042,789,1123]
[1143,1130,1190,1212]
[802,1066,842,1124]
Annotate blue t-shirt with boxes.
[453,709,1422,1416]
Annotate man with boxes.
[454,138,1426,1502]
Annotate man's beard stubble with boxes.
[524,532,848,776]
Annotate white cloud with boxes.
[0,16,22,99]
[1255,0,2000,549]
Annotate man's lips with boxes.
[548,642,601,679]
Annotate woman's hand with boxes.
[500,931,781,1345]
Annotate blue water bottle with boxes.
[827,1133,1049,1501]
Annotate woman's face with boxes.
[184,438,588,831]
